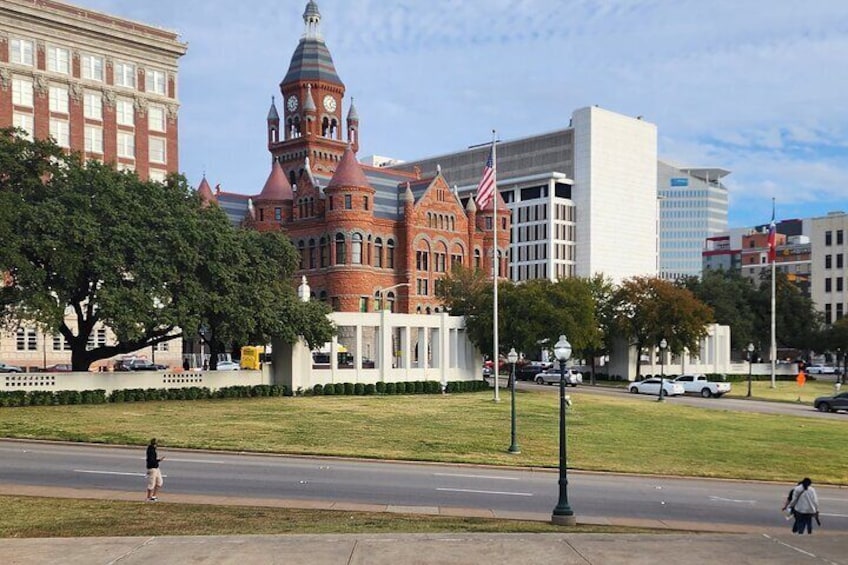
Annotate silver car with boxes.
[0,362,23,373]
[535,369,582,387]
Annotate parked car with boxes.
[0,362,23,373]
[113,358,159,371]
[805,365,837,375]
[813,391,848,413]
[534,369,582,387]
[216,360,240,371]
[515,361,552,381]
[673,374,732,398]
[45,363,73,372]
[628,378,685,396]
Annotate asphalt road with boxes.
[2,440,847,532]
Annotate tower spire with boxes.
[303,1,322,39]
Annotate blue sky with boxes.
[78,0,847,228]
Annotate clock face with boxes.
[323,94,336,112]
[287,95,298,112]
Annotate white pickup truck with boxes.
[673,374,731,398]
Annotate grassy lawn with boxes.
[1,390,845,484]
[725,379,840,403]
[0,496,657,538]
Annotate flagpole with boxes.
[770,198,776,388]
[492,130,500,403]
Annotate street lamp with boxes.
[376,282,410,312]
[747,343,755,398]
[657,338,668,402]
[507,347,520,454]
[551,335,575,526]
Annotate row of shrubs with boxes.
[308,379,488,396]
[0,380,490,407]
[0,384,289,407]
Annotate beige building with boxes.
[0,0,187,180]
[811,212,848,324]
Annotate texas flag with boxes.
[767,208,777,263]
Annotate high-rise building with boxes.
[810,212,848,324]
[0,0,187,180]
[392,107,659,284]
[657,162,729,281]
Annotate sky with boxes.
[77,0,848,228]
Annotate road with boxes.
[2,440,847,532]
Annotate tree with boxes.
[680,269,758,352]
[825,318,848,381]
[612,276,714,378]
[585,274,616,384]
[0,131,333,370]
[752,270,823,358]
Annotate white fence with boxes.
[1,369,269,395]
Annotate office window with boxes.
[838,230,845,245]
[838,254,844,269]
[148,169,166,183]
[114,62,136,88]
[274,207,282,221]
[825,231,833,246]
[148,105,166,132]
[826,255,832,269]
[344,194,352,209]
[16,328,37,351]
[826,278,832,293]
[81,54,104,81]
[12,113,34,140]
[116,98,134,126]
[416,250,429,271]
[149,137,166,164]
[117,132,135,159]
[52,334,70,351]
[10,38,34,66]
[12,77,33,107]
[84,91,102,120]
[145,69,166,95]
[84,125,103,154]
[825,304,833,324]
[351,233,362,264]
[117,162,135,173]
[417,278,429,296]
[47,46,70,74]
[837,278,844,293]
[387,239,395,268]
[374,238,383,268]
[49,85,69,114]
[49,119,70,148]
[335,233,346,265]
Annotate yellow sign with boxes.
[240,346,264,370]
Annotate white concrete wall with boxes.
[573,106,658,282]
[1,368,269,395]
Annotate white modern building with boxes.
[658,162,729,281]
[392,106,658,283]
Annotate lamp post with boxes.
[747,343,755,398]
[376,282,410,312]
[507,347,520,454]
[657,338,667,402]
[551,335,575,525]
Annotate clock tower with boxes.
[272,1,355,182]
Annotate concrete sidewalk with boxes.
[3,532,846,564]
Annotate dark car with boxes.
[113,359,159,371]
[45,363,73,372]
[515,362,551,381]
[814,391,848,413]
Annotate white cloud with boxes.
[76,0,848,226]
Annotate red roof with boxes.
[257,161,293,201]
[327,146,371,190]
[197,176,216,205]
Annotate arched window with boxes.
[374,238,383,268]
[387,239,395,269]
[387,291,396,313]
[321,116,329,137]
[290,171,297,189]
[374,290,383,311]
[351,233,362,264]
[474,249,482,269]
[308,239,316,269]
[335,233,346,265]
[320,237,329,267]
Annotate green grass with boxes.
[1,496,655,538]
[725,379,839,403]
[1,390,846,484]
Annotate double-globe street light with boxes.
[507,347,520,454]
[551,335,576,526]
[747,343,755,397]
[657,338,668,402]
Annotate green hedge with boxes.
[0,379,488,407]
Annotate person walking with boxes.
[788,477,819,534]
[146,438,165,502]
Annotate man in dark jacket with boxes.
[146,438,164,501]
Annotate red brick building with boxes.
[0,0,187,180]
[204,1,509,314]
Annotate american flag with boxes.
[767,206,776,263]
[474,148,495,209]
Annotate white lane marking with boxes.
[436,488,532,497]
[709,496,756,504]
[762,534,818,559]
[433,473,519,481]
[74,469,167,478]
[821,512,848,518]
